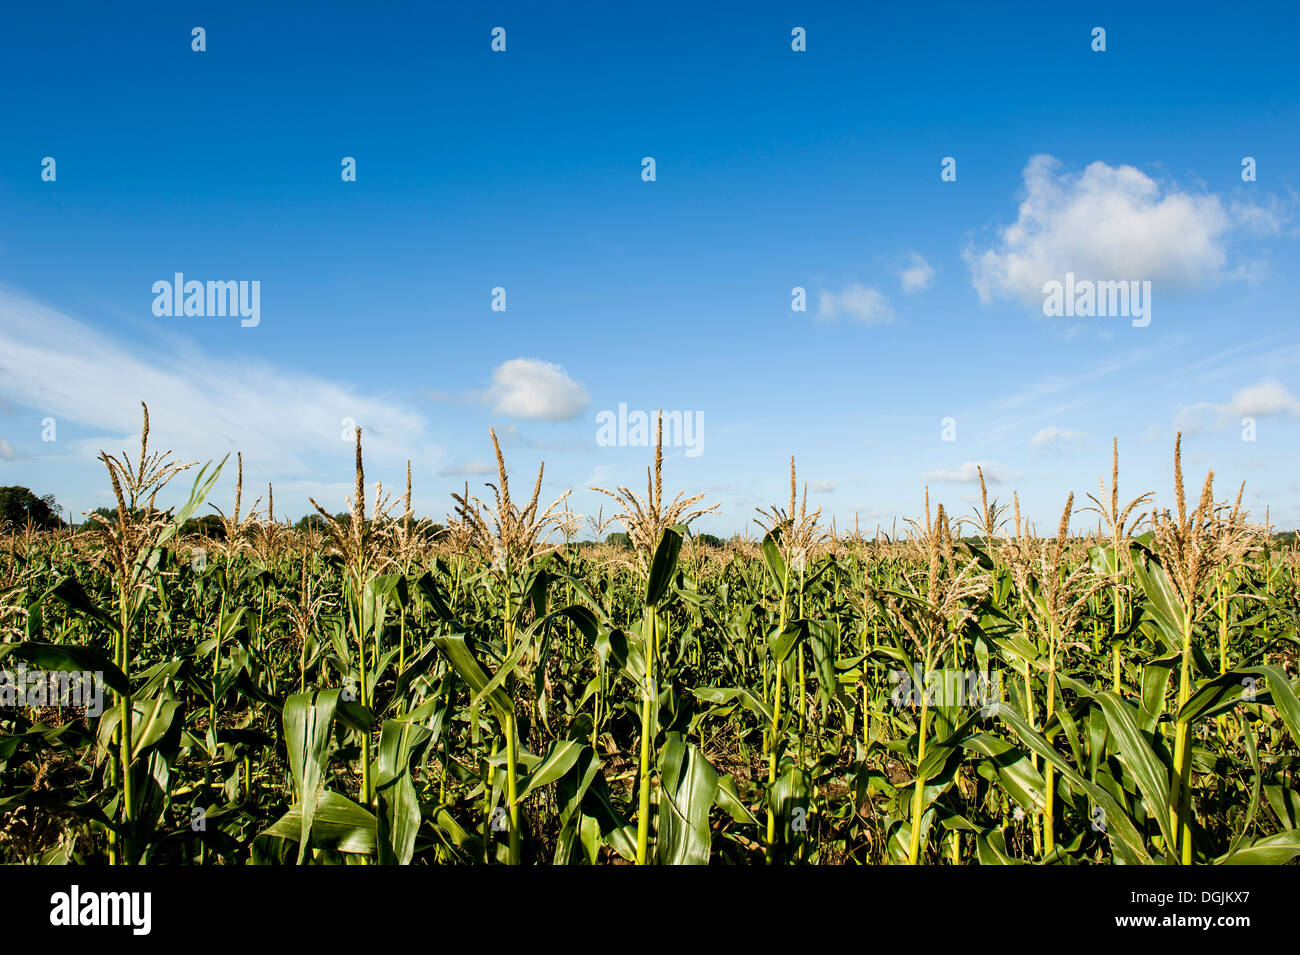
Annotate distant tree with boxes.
[0,486,64,530]
[75,506,112,533]
[82,504,172,528]
[294,513,332,533]
[180,514,227,538]
[607,531,633,550]
[695,533,725,548]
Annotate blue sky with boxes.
[2,1,1298,536]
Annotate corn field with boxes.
[1,405,1298,866]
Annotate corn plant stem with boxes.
[1170,617,1195,865]
[790,566,800,738]
[1113,575,1123,694]
[591,663,601,750]
[861,680,869,750]
[1217,575,1231,740]
[635,606,658,864]
[210,587,226,744]
[1218,577,1228,675]
[764,563,790,862]
[503,588,521,866]
[504,714,521,863]
[117,591,134,865]
[351,585,373,807]
[906,646,933,865]
[482,737,497,863]
[797,565,807,762]
[1019,612,1043,858]
[1044,621,1058,856]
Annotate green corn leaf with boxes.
[282,689,341,863]
[1094,690,1176,849]
[646,525,685,607]
[656,733,718,865]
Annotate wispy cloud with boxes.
[817,283,895,324]
[899,253,935,293]
[923,461,1016,484]
[0,286,442,498]
[1030,426,1085,451]
[989,343,1175,415]
[1175,380,1300,433]
[437,460,493,477]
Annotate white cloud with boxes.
[437,460,493,477]
[0,437,16,462]
[817,283,895,324]
[0,286,441,507]
[899,253,935,293]
[1175,379,1300,433]
[1172,403,1219,435]
[923,461,1016,484]
[1030,426,1085,451]
[965,155,1254,305]
[486,358,589,421]
[1232,380,1300,417]
[810,480,835,493]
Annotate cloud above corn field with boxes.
[0,288,442,502]
[437,459,494,477]
[1174,379,1300,434]
[922,461,1017,485]
[817,282,895,324]
[1030,426,1086,452]
[965,155,1274,306]
[484,358,590,421]
[899,253,935,293]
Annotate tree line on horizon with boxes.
[2,484,1296,545]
